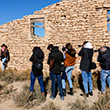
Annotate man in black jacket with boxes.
[78,41,93,97]
[48,46,64,100]
[97,46,110,94]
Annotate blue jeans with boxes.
[52,73,63,98]
[101,69,110,93]
[62,65,74,89]
[30,71,45,92]
[81,70,93,94]
[2,58,7,71]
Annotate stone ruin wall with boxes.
[0,15,50,73]
[0,0,110,76]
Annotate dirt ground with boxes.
[0,80,101,110]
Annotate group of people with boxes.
[1,41,110,101]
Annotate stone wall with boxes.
[0,0,110,75]
[0,15,49,73]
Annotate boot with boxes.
[89,91,93,96]
[68,88,74,95]
[63,89,66,96]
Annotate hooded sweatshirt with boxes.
[78,42,93,72]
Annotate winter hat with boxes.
[84,42,93,49]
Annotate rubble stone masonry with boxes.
[0,0,110,76]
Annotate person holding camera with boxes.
[97,46,110,94]
[28,46,45,99]
[62,43,76,96]
[1,44,10,71]
[78,41,93,97]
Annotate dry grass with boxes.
[38,102,60,110]
[68,90,110,110]
[68,98,89,110]
[92,71,101,90]
[43,74,51,94]
[90,89,110,110]
[1,68,110,110]
[13,83,46,109]
[0,84,3,90]
[0,68,30,83]
[0,83,13,95]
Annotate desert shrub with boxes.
[0,68,30,83]
[3,85,13,94]
[38,102,60,110]
[0,84,3,90]
[90,90,110,110]
[0,83,13,94]
[68,98,89,110]
[92,71,101,90]
[43,74,51,94]
[68,90,110,110]
[13,83,46,109]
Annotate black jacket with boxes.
[97,47,110,70]
[48,46,64,74]
[78,48,93,72]
[29,47,44,76]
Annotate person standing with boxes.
[47,44,54,98]
[78,41,93,97]
[62,43,76,96]
[97,46,110,94]
[0,44,10,71]
[29,46,45,98]
[48,46,64,100]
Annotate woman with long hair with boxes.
[62,43,76,96]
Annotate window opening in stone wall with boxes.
[107,10,110,31]
[31,18,44,37]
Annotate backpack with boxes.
[33,63,43,75]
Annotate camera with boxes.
[78,45,83,47]
[94,50,99,52]
[62,46,66,51]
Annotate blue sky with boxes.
[0,0,60,25]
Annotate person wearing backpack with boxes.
[0,44,10,71]
[78,41,93,97]
[48,46,64,100]
[62,43,76,96]
[28,46,45,98]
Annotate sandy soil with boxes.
[0,80,100,110]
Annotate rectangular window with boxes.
[31,18,44,37]
[107,10,110,31]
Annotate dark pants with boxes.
[52,72,63,98]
